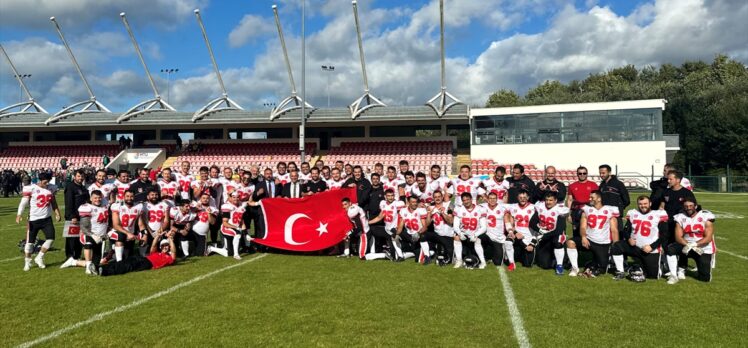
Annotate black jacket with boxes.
[535,179,567,202]
[506,175,537,204]
[129,179,153,204]
[280,181,304,198]
[598,175,630,211]
[344,176,372,211]
[64,181,89,221]
[253,178,280,200]
[368,184,385,220]
[649,177,668,209]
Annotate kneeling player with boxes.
[169,199,196,258]
[611,196,668,280]
[192,192,218,256]
[367,189,405,261]
[423,191,455,265]
[453,192,488,269]
[60,190,109,274]
[16,172,61,271]
[397,196,430,263]
[208,192,246,260]
[108,190,144,262]
[341,198,369,259]
[505,190,536,268]
[666,198,715,284]
[530,192,569,275]
[480,192,514,268]
[565,190,618,277]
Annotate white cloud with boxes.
[228,14,276,48]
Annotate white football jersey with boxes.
[411,183,436,204]
[626,209,669,252]
[399,207,428,235]
[234,183,255,202]
[175,172,194,200]
[88,182,114,207]
[427,176,451,194]
[110,202,143,233]
[429,202,454,237]
[381,177,405,199]
[534,201,570,232]
[21,184,58,221]
[299,172,311,183]
[276,172,291,186]
[481,203,509,242]
[78,203,109,237]
[169,207,195,226]
[675,210,716,254]
[157,179,179,204]
[221,202,247,232]
[326,178,347,191]
[453,204,487,236]
[222,181,240,202]
[192,204,218,236]
[191,179,212,198]
[451,177,481,206]
[402,183,417,199]
[507,203,536,236]
[479,177,510,201]
[582,205,620,244]
[113,180,130,203]
[347,204,369,233]
[144,201,170,233]
[378,199,405,232]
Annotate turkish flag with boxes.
[256,188,357,251]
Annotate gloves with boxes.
[692,246,704,255]
[682,242,696,255]
[538,228,549,235]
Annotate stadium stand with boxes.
[173,142,316,173]
[327,141,453,174]
[0,145,120,171]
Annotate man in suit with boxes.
[281,171,303,199]
[250,168,279,245]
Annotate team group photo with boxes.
[1,0,747,347]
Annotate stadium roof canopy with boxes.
[0,105,469,128]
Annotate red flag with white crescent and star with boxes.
[256,188,357,251]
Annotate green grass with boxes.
[1,192,746,347]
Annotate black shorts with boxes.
[570,236,610,270]
[26,217,55,244]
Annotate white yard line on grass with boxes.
[0,256,23,263]
[715,236,728,241]
[17,253,268,348]
[497,267,531,348]
[720,249,748,261]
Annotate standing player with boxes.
[401,171,417,200]
[112,170,132,203]
[452,192,488,269]
[16,172,61,271]
[108,190,145,262]
[208,192,246,260]
[175,161,194,201]
[142,188,170,256]
[326,168,347,190]
[505,190,536,269]
[449,165,481,208]
[480,192,513,268]
[565,190,619,277]
[666,198,715,284]
[397,196,431,264]
[275,162,290,186]
[427,165,451,197]
[157,168,178,207]
[397,160,410,181]
[611,196,668,280]
[566,166,597,240]
[299,162,312,182]
[381,166,405,199]
[88,169,114,207]
[191,166,212,200]
[411,172,435,204]
[192,192,218,256]
[531,192,569,274]
[60,190,109,274]
[479,166,510,203]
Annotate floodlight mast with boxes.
[349,0,385,119]
[46,16,110,125]
[426,0,463,118]
[117,12,175,123]
[192,8,243,122]
[270,4,313,121]
[0,44,48,118]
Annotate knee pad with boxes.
[24,243,34,254]
[42,239,54,249]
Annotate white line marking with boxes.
[720,249,748,261]
[0,256,23,263]
[497,267,531,348]
[715,236,728,241]
[17,253,267,348]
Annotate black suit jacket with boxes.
[281,181,304,198]
[253,179,280,200]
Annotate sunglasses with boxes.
[577,172,587,175]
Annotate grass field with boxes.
[1,192,747,347]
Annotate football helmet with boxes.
[628,265,646,283]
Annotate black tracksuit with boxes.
[506,175,537,204]
[64,181,89,259]
[343,177,372,213]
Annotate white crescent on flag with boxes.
[284,213,312,245]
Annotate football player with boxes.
[157,167,178,207]
[326,168,347,191]
[479,166,510,203]
[169,199,196,258]
[16,172,61,271]
[60,190,109,274]
[666,197,715,284]
[88,169,114,207]
[480,192,513,268]
[112,169,132,203]
[401,171,417,201]
[530,192,570,274]
[397,196,431,264]
[381,166,405,199]
[611,196,668,280]
[449,165,480,208]
[369,189,406,259]
[142,187,170,256]
[275,162,290,186]
[299,162,312,183]
[565,190,619,277]
[411,172,436,204]
[341,197,369,259]
[453,192,488,269]
[192,192,218,256]
[108,189,145,262]
[208,192,247,260]
[505,190,537,269]
[423,190,455,265]
[175,161,194,201]
[191,166,212,200]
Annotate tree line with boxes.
[485,55,748,175]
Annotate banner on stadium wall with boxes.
[256,188,357,251]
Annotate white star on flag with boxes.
[316,222,328,236]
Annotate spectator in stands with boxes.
[102,154,110,167]
[125,137,132,149]
[506,164,537,204]
[598,164,629,237]
[63,169,89,262]
[60,157,68,170]
[118,135,126,150]
[535,165,567,202]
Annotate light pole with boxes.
[300,0,306,163]
[321,65,334,107]
[160,68,179,104]
[14,74,31,103]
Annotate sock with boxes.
[403,252,415,259]
[567,248,578,269]
[453,240,463,261]
[369,236,376,254]
[613,254,624,272]
[85,261,91,268]
[114,246,124,262]
[232,236,240,256]
[181,240,190,257]
[474,239,486,264]
[666,255,678,276]
[343,240,350,256]
[365,253,387,260]
[37,251,45,259]
[554,248,565,266]
[504,241,515,264]
[25,257,32,264]
[392,238,404,258]
[419,242,430,259]
[210,245,228,257]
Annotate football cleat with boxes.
[478,261,487,270]
[555,264,564,276]
[422,256,432,266]
[569,267,579,277]
[233,254,242,260]
[667,275,679,285]
[34,255,46,269]
[23,260,32,272]
[60,257,77,269]
[85,263,96,275]
[613,271,626,281]
[677,268,686,280]
[507,263,516,271]
[453,259,464,269]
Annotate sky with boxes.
[0,0,747,113]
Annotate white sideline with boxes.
[720,249,748,261]
[497,267,531,348]
[16,254,267,348]
[0,256,23,263]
